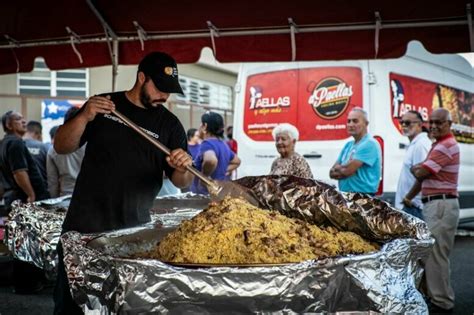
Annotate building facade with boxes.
[0,48,238,141]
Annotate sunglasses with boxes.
[429,120,448,126]
[400,120,421,126]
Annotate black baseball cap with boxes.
[138,52,184,94]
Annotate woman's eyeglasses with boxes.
[399,120,421,126]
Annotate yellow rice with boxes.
[143,197,379,264]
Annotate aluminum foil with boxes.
[4,192,206,280]
[5,199,67,279]
[61,176,434,314]
[150,192,208,226]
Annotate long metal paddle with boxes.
[111,109,259,205]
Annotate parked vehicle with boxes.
[233,41,474,220]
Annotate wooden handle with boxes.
[111,109,218,189]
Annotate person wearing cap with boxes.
[52,52,194,314]
[190,111,241,195]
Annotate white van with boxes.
[233,41,474,220]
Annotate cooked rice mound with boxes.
[148,197,379,264]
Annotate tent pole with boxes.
[0,20,468,50]
[207,21,219,58]
[374,12,382,59]
[4,35,20,72]
[86,0,118,39]
[112,40,118,92]
[86,0,119,91]
[468,4,473,52]
[288,18,298,61]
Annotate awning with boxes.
[1,0,473,75]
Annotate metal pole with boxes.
[86,0,119,91]
[112,40,118,92]
[85,0,118,39]
[468,4,473,52]
[0,20,468,50]
[111,109,218,190]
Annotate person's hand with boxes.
[402,197,413,208]
[26,194,35,203]
[330,165,343,179]
[166,148,192,173]
[80,95,116,122]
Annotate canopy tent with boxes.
[1,0,473,84]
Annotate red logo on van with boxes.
[249,86,291,110]
[243,67,362,141]
[389,73,474,144]
[309,77,353,119]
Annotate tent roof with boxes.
[0,0,472,74]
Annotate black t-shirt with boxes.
[62,91,187,233]
[24,138,49,184]
[0,134,50,207]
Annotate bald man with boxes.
[329,108,381,195]
[411,108,460,313]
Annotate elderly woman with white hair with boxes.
[269,123,313,179]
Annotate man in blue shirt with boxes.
[329,108,381,195]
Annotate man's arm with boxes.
[329,162,342,179]
[226,155,241,175]
[402,180,422,208]
[411,163,432,181]
[330,144,348,179]
[54,96,115,154]
[201,150,218,176]
[330,160,363,179]
[168,148,194,188]
[13,170,35,202]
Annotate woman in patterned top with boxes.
[269,123,314,179]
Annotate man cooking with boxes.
[53,51,194,314]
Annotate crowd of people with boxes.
[0,107,89,296]
[0,51,461,314]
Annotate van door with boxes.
[234,61,372,183]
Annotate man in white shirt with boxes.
[395,110,432,219]
[46,107,86,198]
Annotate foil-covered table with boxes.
[5,196,70,279]
[4,193,207,280]
[60,176,434,314]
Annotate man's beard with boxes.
[140,86,165,109]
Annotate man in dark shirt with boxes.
[23,120,49,184]
[0,112,49,209]
[0,110,50,295]
[53,52,194,314]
